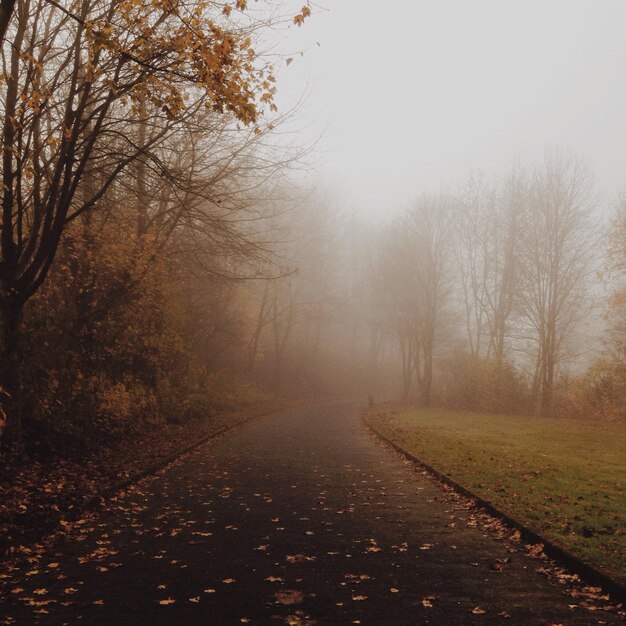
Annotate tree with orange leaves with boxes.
[0,0,311,439]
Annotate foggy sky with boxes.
[275,0,626,216]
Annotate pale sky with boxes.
[273,0,626,216]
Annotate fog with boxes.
[2,0,624,445]
[275,0,626,215]
[0,2,625,618]
[232,0,626,417]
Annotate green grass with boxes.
[367,406,626,586]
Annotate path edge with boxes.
[62,404,292,523]
[361,410,626,605]
[3,402,309,562]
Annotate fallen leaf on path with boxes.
[286,554,316,563]
[390,588,399,593]
[365,539,381,553]
[490,557,511,571]
[222,578,236,584]
[284,614,317,626]
[203,589,216,594]
[275,590,304,605]
[159,598,176,605]
[189,596,200,603]
[527,543,544,558]
[471,606,486,614]
[265,576,284,582]
[351,595,367,601]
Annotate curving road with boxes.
[0,402,622,625]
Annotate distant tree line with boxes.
[365,150,626,418]
[228,150,626,421]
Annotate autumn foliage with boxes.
[0,0,313,450]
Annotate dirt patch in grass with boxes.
[365,405,626,586]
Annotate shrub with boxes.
[438,350,531,414]
[561,357,626,420]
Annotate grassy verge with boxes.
[366,405,626,586]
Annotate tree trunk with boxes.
[0,0,16,44]
[0,297,23,442]
[540,352,555,416]
[421,347,433,407]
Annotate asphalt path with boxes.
[1,402,623,625]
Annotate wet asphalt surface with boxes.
[0,402,623,625]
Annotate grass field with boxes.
[366,406,626,586]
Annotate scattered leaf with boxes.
[275,590,304,606]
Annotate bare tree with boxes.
[454,169,524,369]
[454,175,498,359]
[371,224,417,398]
[517,150,596,415]
[374,195,454,404]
